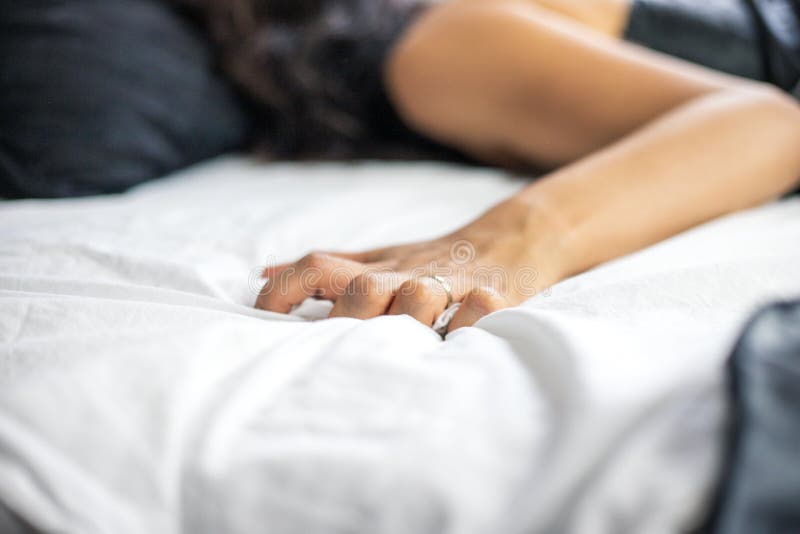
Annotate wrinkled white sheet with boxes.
[1,157,799,534]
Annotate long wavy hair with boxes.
[182,0,465,160]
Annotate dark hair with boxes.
[186,0,465,160]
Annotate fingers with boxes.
[255,252,365,313]
[446,287,510,333]
[255,248,513,332]
[388,277,451,326]
[329,271,406,319]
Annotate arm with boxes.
[508,86,800,282]
[256,0,800,331]
[386,0,800,304]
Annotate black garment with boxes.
[0,0,252,198]
[625,0,800,99]
[708,300,800,534]
[750,0,800,96]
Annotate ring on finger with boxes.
[422,274,453,309]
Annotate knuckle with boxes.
[397,279,416,296]
[342,273,387,307]
[300,252,328,270]
[399,279,434,303]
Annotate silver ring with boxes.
[423,275,453,309]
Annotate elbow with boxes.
[709,81,800,156]
[729,83,800,131]
[747,84,800,159]
[728,83,800,190]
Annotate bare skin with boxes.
[256,0,800,332]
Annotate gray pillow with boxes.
[0,0,251,198]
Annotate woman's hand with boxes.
[254,197,565,333]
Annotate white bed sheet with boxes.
[1,157,799,534]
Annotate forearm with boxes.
[516,86,800,280]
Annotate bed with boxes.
[1,156,799,534]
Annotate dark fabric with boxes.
[709,300,800,534]
[625,0,800,98]
[0,0,252,198]
[749,0,800,98]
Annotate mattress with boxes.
[1,156,799,534]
